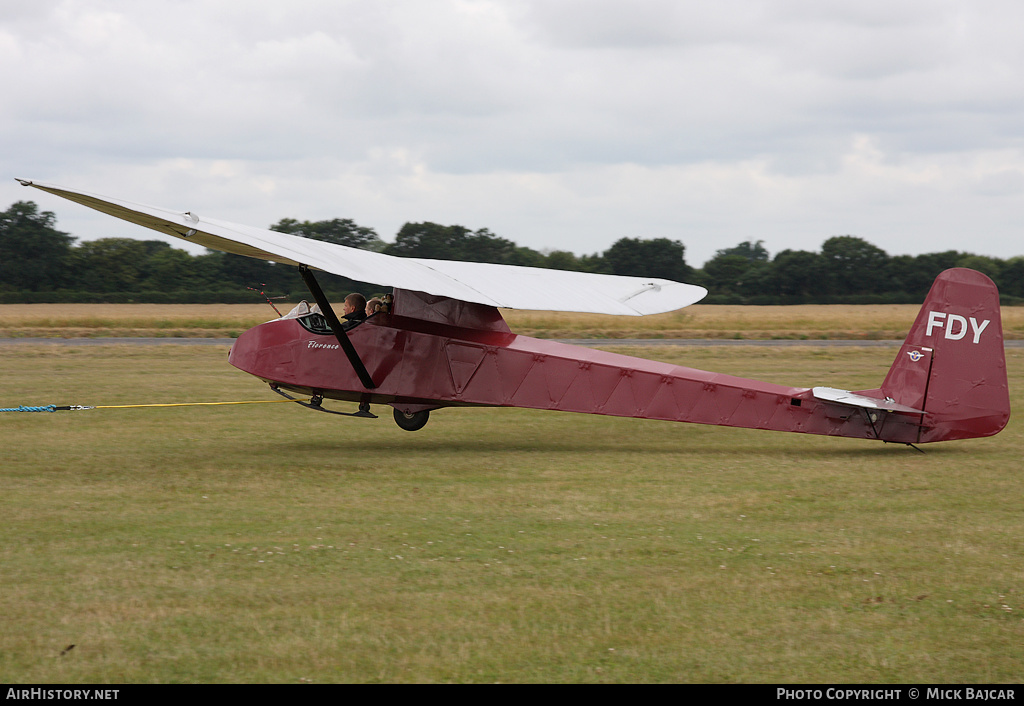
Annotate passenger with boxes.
[365,297,383,317]
[342,293,367,321]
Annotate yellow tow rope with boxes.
[92,400,303,410]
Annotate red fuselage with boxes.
[228,289,962,444]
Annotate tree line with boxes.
[2,200,1021,305]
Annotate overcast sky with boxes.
[3,0,1023,268]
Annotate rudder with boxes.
[877,268,1010,442]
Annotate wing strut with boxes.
[297,265,376,390]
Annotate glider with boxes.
[20,179,1010,445]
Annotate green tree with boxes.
[604,237,693,281]
[140,246,208,291]
[715,240,769,263]
[205,250,295,295]
[957,254,1003,282]
[820,235,890,294]
[385,222,520,264]
[577,252,611,274]
[888,251,962,296]
[698,240,770,295]
[71,239,154,292]
[386,222,462,259]
[544,250,582,272]
[270,217,384,251]
[462,228,519,264]
[0,201,75,291]
[508,246,547,268]
[1000,257,1024,298]
[770,250,829,298]
[702,254,754,294]
[735,260,780,299]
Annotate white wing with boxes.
[18,180,707,315]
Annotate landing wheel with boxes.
[393,408,430,431]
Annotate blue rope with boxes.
[0,405,57,413]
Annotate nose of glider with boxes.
[228,325,260,376]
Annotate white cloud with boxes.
[3,0,1023,270]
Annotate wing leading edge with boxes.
[18,179,707,316]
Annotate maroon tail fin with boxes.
[876,268,1010,442]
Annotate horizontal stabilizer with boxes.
[812,387,925,415]
[18,179,707,316]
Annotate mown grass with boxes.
[1,344,1021,683]
[4,303,1023,339]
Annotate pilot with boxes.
[342,293,367,321]
[365,297,383,317]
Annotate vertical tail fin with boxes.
[876,268,1010,442]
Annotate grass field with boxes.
[3,302,1023,339]
[1,342,1021,683]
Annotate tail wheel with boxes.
[394,408,430,431]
